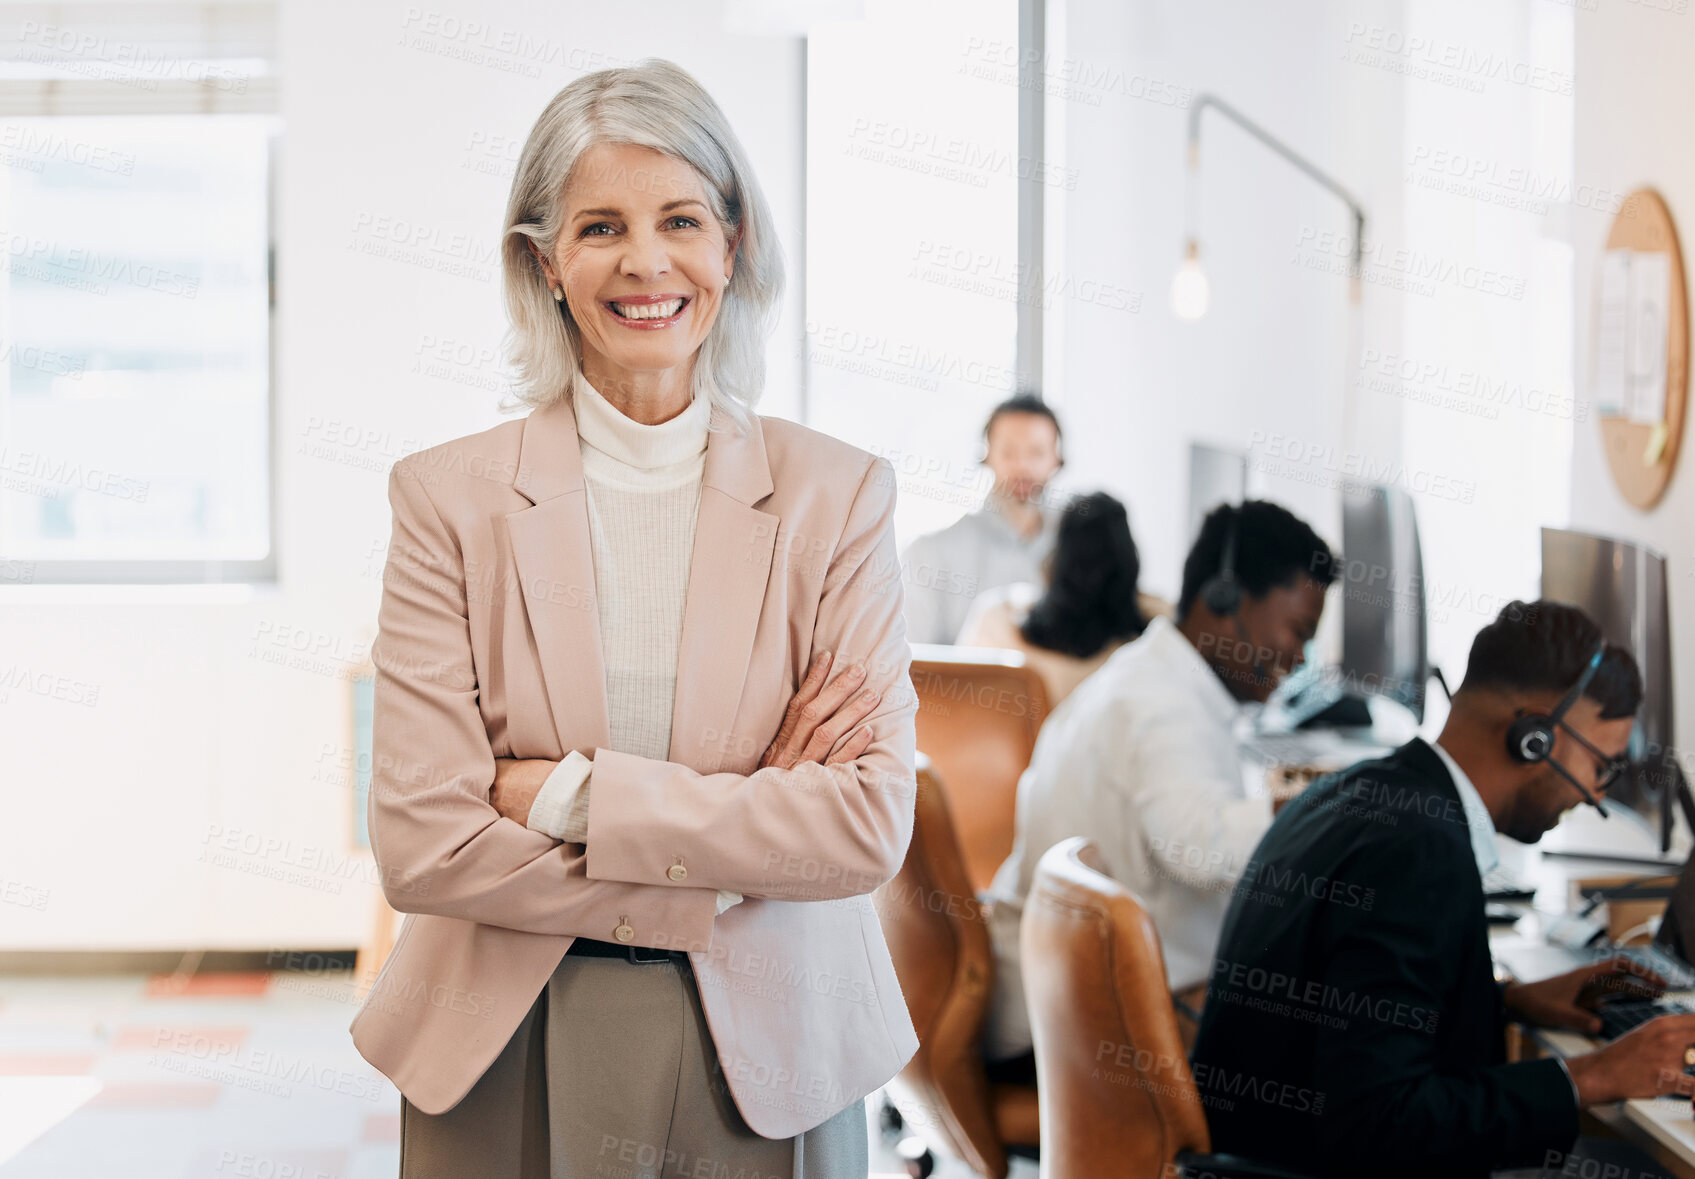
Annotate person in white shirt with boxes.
[981,499,1337,1065]
[899,394,1065,644]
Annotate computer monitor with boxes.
[1187,442,1247,552]
[1336,480,1430,723]
[1541,527,1678,854]
[1654,851,1695,964]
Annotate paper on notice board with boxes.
[1628,251,1671,425]
[1594,249,1630,418]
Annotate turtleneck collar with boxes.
[571,369,710,470]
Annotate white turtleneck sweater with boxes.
[525,371,741,916]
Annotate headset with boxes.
[1198,509,1242,617]
[1504,638,1612,817]
[1197,508,1275,692]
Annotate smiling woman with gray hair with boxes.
[349,58,921,1177]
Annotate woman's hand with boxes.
[760,650,881,771]
[489,758,561,826]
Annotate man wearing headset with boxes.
[899,393,1065,645]
[1192,598,1695,1179]
[980,500,1335,1067]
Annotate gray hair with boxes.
[497,58,784,433]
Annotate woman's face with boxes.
[537,142,737,397]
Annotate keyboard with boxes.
[1593,993,1695,1100]
[1480,866,1536,902]
[1240,729,1380,770]
[1595,996,1695,1041]
[1614,944,1695,991]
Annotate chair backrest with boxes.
[874,754,1008,1179]
[909,644,1050,894]
[1021,837,1211,1179]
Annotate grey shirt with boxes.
[898,496,1060,645]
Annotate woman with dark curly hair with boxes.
[958,490,1169,708]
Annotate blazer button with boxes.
[667,864,688,882]
[613,924,635,942]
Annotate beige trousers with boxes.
[398,952,869,1178]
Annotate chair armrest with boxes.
[1174,1150,1323,1179]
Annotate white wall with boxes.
[1393,0,1579,689]
[1047,0,1579,704]
[1043,0,1410,610]
[1570,1,1695,766]
[0,0,804,950]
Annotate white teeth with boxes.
[612,298,684,320]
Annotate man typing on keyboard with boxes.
[1191,600,1695,1179]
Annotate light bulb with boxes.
[1171,240,1209,321]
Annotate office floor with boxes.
[0,969,1031,1178]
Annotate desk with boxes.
[1529,1027,1695,1178]
[1491,849,1695,1176]
[1490,846,1675,978]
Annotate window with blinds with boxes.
[0,3,277,583]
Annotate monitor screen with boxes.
[1186,442,1247,555]
[1541,527,1676,852]
[1338,481,1429,723]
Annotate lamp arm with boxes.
[1187,92,1368,269]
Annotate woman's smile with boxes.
[603,293,691,328]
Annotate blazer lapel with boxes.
[504,393,779,770]
[668,405,778,771]
[506,397,611,758]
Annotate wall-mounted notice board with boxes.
[1594,187,1688,510]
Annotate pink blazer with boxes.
[348,393,921,1138]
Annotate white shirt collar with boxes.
[1430,738,1500,879]
[1138,614,1244,731]
[571,370,710,470]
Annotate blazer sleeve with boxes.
[1307,832,1580,1173]
[366,459,720,949]
[581,455,920,901]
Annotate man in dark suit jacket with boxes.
[1190,599,1695,1178]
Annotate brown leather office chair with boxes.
[1021,838,1316,1179]
[909,644,1050,895]
[875,754,1039,1179]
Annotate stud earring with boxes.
[551,287,563,301]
